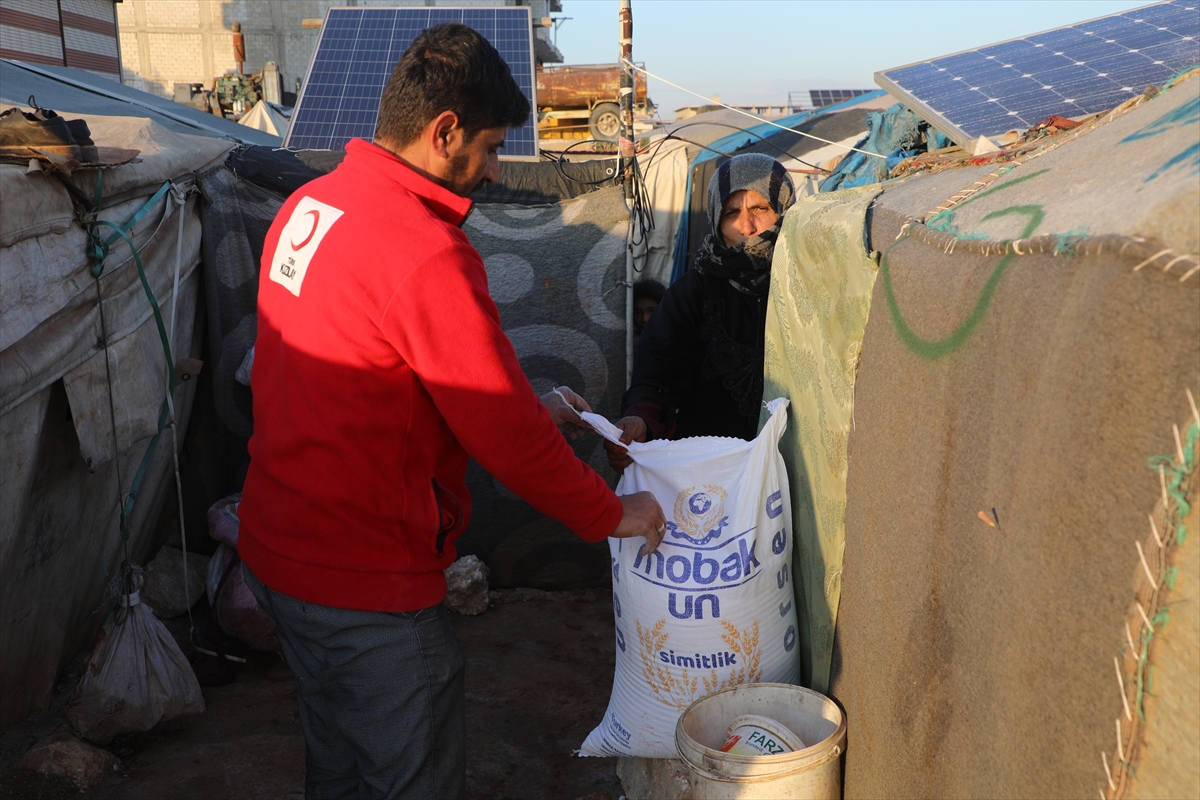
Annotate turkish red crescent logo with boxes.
[290,209,320,251]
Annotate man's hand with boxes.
[539,385,592,440]
[611,491,666,556]
[603,416,648,473]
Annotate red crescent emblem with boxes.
[290,209,320,251]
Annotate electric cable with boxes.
[536,114,846,272]
[621,59,887,160]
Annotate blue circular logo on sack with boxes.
[688,493,712,515]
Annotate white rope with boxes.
[620,59,887,160]
[551,386,583,419]
[167,184,187,347]
[1113,656,1132,722]
[171,423,194,641]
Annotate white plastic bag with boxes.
[579,398,800,757]
[66,566,205,743]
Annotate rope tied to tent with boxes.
[61,170,196,632]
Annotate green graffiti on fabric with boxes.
[940,167,1051,210]
[1146,408,1198,547]
[882,205,1044,359]
[923,168,1051,237]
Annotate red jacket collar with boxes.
[342,139,474,227]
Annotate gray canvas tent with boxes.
[0,59,281,147]
[0,59,288,736]
[0,111,234,734]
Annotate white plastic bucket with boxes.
[675,683,846,800]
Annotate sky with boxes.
[553,0,1153,118]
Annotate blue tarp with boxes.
[818,104,948,193]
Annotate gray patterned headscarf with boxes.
[693,153,795,297]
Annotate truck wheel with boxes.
[589,103,621,142]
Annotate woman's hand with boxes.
[539,386,593,439]
[603,416,648,473]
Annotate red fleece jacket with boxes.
[238,139,623,612]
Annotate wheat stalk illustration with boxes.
[637,617,765,708]
[637,618,699,709]
[716,619,763,688]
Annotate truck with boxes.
[535,63,651,141]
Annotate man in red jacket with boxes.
[238,22,664,800]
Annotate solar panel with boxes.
[285,6,538,157]
[875,0,1200,148]
[809,89,873,108]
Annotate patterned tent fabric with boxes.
[759,186,882,693]
[460,186,631,588]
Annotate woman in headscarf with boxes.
[606,153,795,470]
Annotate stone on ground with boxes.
[444,555,489,615]
[19,723,117,790]
[142,546,209,618]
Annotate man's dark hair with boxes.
[633,279,666,304]
[375,22,530,146]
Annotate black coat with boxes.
[622,270,766,441]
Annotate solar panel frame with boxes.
[285,5,539,158]
[809,89,873,108]
[873,0,1199,150]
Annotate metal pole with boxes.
[619,0,635,387]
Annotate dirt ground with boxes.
[0,588,626,800]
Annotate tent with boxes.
[0,59,281,147]
[238,101,291,140]
[760,70,1199,798]
[0,59,279,736]
[0,109,234,734]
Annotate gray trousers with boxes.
[244,564,465,800]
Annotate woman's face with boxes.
[718,189,778,247]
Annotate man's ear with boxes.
[428,110,461,159]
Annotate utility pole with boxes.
[619,0,635,385]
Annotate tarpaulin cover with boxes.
[227,144,323,197]
[828,77,1200,797]
[759,186,882,694]
[818,104,923,193]
[286,147,617,206]
[1,112,226,734]
[0,60,280,147]
[631,137,691,286]
[196,164,287,444]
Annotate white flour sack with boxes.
[578,398,800,757]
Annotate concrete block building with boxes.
[115,0,563,101]
[0,0,121,81]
